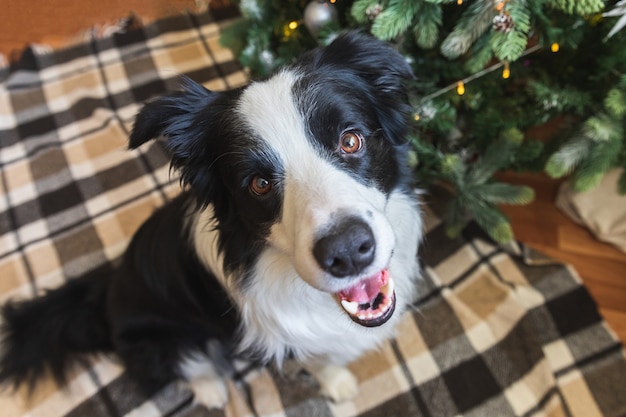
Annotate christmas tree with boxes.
[220,0,626,243]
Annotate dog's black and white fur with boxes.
[0,32,422,407]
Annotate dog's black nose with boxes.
[313,218,376,278]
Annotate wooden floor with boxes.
[500,172,626,345]
[1,1,625,346]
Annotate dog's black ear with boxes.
[129,77,220,150]
[320,31,413,95]
[129,78,232,207]
[311,31,414,144]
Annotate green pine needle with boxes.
[476,183,535,205]
[572,172,604,192]
[500,127,525,145]
[351,0,383,24]
[584,114,623,142]
[545,136,591,178]
[552,0,605,15]
[413,3,442,49]
[371,0,419,41]
[605,89,626,118]
[445,197,469,239]
[465,198,514,243]
[488,221,515,244]
[441,154,466,184]
[441,30,473,59]
[467,135,520,185]
[465,33,494,73]
[491,29,528,62]
[571,138,623,192]
[441,0,494,59]
[415,21,440,49]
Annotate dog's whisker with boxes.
[207,151,243,171]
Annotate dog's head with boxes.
[130,32,415,328]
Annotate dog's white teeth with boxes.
[381,277,395,296]
[340,300,359,316]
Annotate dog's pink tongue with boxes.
[339,270,388,303]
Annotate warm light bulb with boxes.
[414,113,420,121]
[288,21,299,30]
[457,0,463,4]
[502,62,510,79]
[551,42,560,52]
[456,81,465,95]
[330,0,337,3]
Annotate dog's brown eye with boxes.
[340,132,363,154]
[249,176,272,196]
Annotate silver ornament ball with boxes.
[304,1,338,36]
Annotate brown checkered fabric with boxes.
[1,11,626,417]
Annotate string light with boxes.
[551,42,560,52]
[502,61,510,79]
[418,44,541,104]
[456,81,466,95]
[329,0,337,3]
[457,0,463,5]
[414,113,420,121]
[283,20,299,39]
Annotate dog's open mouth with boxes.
[337,269,396,327]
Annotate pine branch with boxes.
[465,33,495,73]
[351,0,385,24]
[587,113,622,141]
[413,2,442,49]
[441,154,467,186]
[605,88,626,118]
[464,197,514,243]
[440,29,473,60]
[441,1,495,59]
[239,0,269,19]
[491,30,528,62]
[467,129,523,185]
[572,137,623,191]
[474,182,536,205]
[545,135,592,178]
[445,196,469,239]
[552,0,606,15]
[371,0,420,40]
[508,1,532,33]
[528,80,592,115]
[490,1,532,62]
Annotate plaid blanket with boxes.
[1,11,626,417]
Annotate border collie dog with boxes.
[0,32,422,407]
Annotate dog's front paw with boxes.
[189,376,229,409]
[313,365,359,402]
